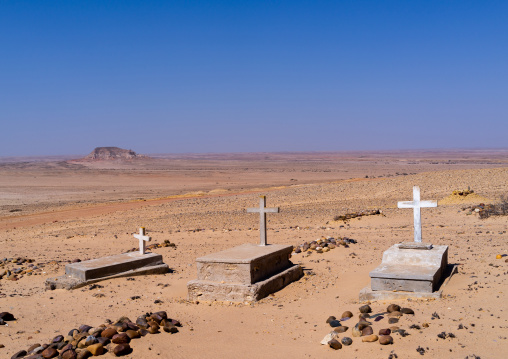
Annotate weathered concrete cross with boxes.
[247,196,279,246]
[398,186,437,243]
[133,227,151,254]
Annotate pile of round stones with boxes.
[125,240,176,253]
[10,310,181,358]
[333,209,382,222]
[293,236,357,254]
[321,304,415,350]
[0,258,46,281]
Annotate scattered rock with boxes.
[328,339,342,350]
[362,334,378,342]
[387,304,401,313]
[359,305,372,314]
[328,320,341,328]
[341,337,353,346]
[361,326,373,336]
[379,335,393,345]
[113,343,132,356]
[0,312,15,321]
[400,308,414,315]
[341,311,353,319]
[333,326,348,333]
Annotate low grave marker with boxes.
[187,196,302,302]
[360,186,455,301]
[46,228,169,290]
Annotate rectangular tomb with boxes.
[369,244,448,293]
[66,252,165,281]
[46,252,168,289]
[188,243,302,302]
[196,243,292,284]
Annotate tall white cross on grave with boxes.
[133,227,151,254]
[398,186,437,243]
[247,196,279,246]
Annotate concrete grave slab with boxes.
[369,244,448,293]
[360,264,458,302]
[46,252,169,290]
[188,243,302,302]
[195,243,293,284]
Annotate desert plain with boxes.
[1,150,508,358]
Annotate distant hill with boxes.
[83,147,148,160]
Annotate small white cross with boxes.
[247,196,279,246]
[133,227,151,254]
[398,186,437,243]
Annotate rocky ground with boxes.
[0,152,507,358]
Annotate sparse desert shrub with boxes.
[478,194,508,219]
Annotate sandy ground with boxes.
[0,151,507,358]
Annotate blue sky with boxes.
[1,1,507,156]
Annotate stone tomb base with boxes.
[187,243,303,302]
[359,265,458,302]
[46,252,169,290]
[369,244,448,293]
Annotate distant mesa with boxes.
[83,147,149,161]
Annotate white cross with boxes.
[247,196,279,246]
[133,227,151,254]
[398,186,437,243]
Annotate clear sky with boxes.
[1,1,507,156]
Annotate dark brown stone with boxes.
[113,344,132,356]
[0,312,15,321]
[325,316,336,324]
[361,326,373,336]
[11,350,27,359]
[359,305,372,314]
[125,330,140,339]
[163,324,178,334]
[41,347,58,358]
[387,304,401,313]
[388,318,399,324]
[333,326,348,333]
[328,339,342,350]
[112,333,130,344]
[341,311,353,319]
[101,328,117,339]
[379,335,394,345]
[61,349,78,359]
[379,328,391,336]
